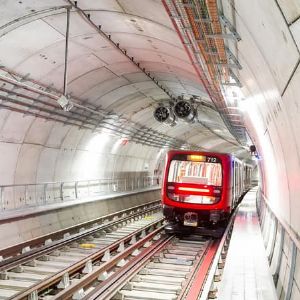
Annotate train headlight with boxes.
[167,193,220,204]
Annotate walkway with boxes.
[218,188,277,300]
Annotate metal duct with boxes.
[174,100,196,123]
[153,106,176,126]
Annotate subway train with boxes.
[161,150,252,235]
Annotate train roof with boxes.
[166,149,233,158]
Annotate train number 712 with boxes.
[207,157,217,163]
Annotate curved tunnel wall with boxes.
[227,0,300,237]
[0,110,163,184]
[0,0,242,211]
[0,2,300,281]
[0,109,166,209]
[228,1,300,296]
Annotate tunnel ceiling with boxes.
[0,0,250,157]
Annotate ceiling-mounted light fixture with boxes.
[174,100,196,123]
[57,95,73,112]
[153,105,177,126]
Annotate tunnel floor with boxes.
[219,188,277,299]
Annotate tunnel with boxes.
[0,0,299,299]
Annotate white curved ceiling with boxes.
[0,0,245,154]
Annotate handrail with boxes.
[0,176,158,188]
[258,188,299,299]
[260,190,300,252]
[0,176,161,212]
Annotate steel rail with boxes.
[9,218,164,300]
[0,202,161,270]
[176,239,218,300]
[85,235,214,300]
[196,199,240,299]
[83,234,173,300]
[184,240,220,300]
[43,202,243,300]
[102,236,214,300]
[52,226,166,300]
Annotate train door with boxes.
[233,159,241,206]
[231,160,236,208]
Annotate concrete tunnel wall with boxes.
[0,110,162,185]
[0,0,242,213]
[0,109,166,209]
[0,0,300,296]
[0,189,160,250]
[228,0,300,235]
[226,0,300,298]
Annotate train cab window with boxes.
[166,159,223,204]
[168,160,222,186]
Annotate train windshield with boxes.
[168,160,222,186]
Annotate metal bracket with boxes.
[28,291,38,300]
[273,226,285,286]
[205,50,218,56]
[206,33,238,40]
[225,46,242,70]
[182,2,194,8]
[216,63,241,69]
[219,14,241,41]
[182,26,192,31]
[268,217,278,264]
[221,82,240,87]
[229,69,242,87]
[194,17,212,24]
[286,242,297,300]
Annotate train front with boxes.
[162,151,232,233]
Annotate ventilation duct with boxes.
[153,105,176,126]
[174,100,196,123]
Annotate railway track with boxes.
[0,200,236,300]
[45,233,218,300]
[0,201,162,299]
[105,236,215,300]
[40,208,238,300]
